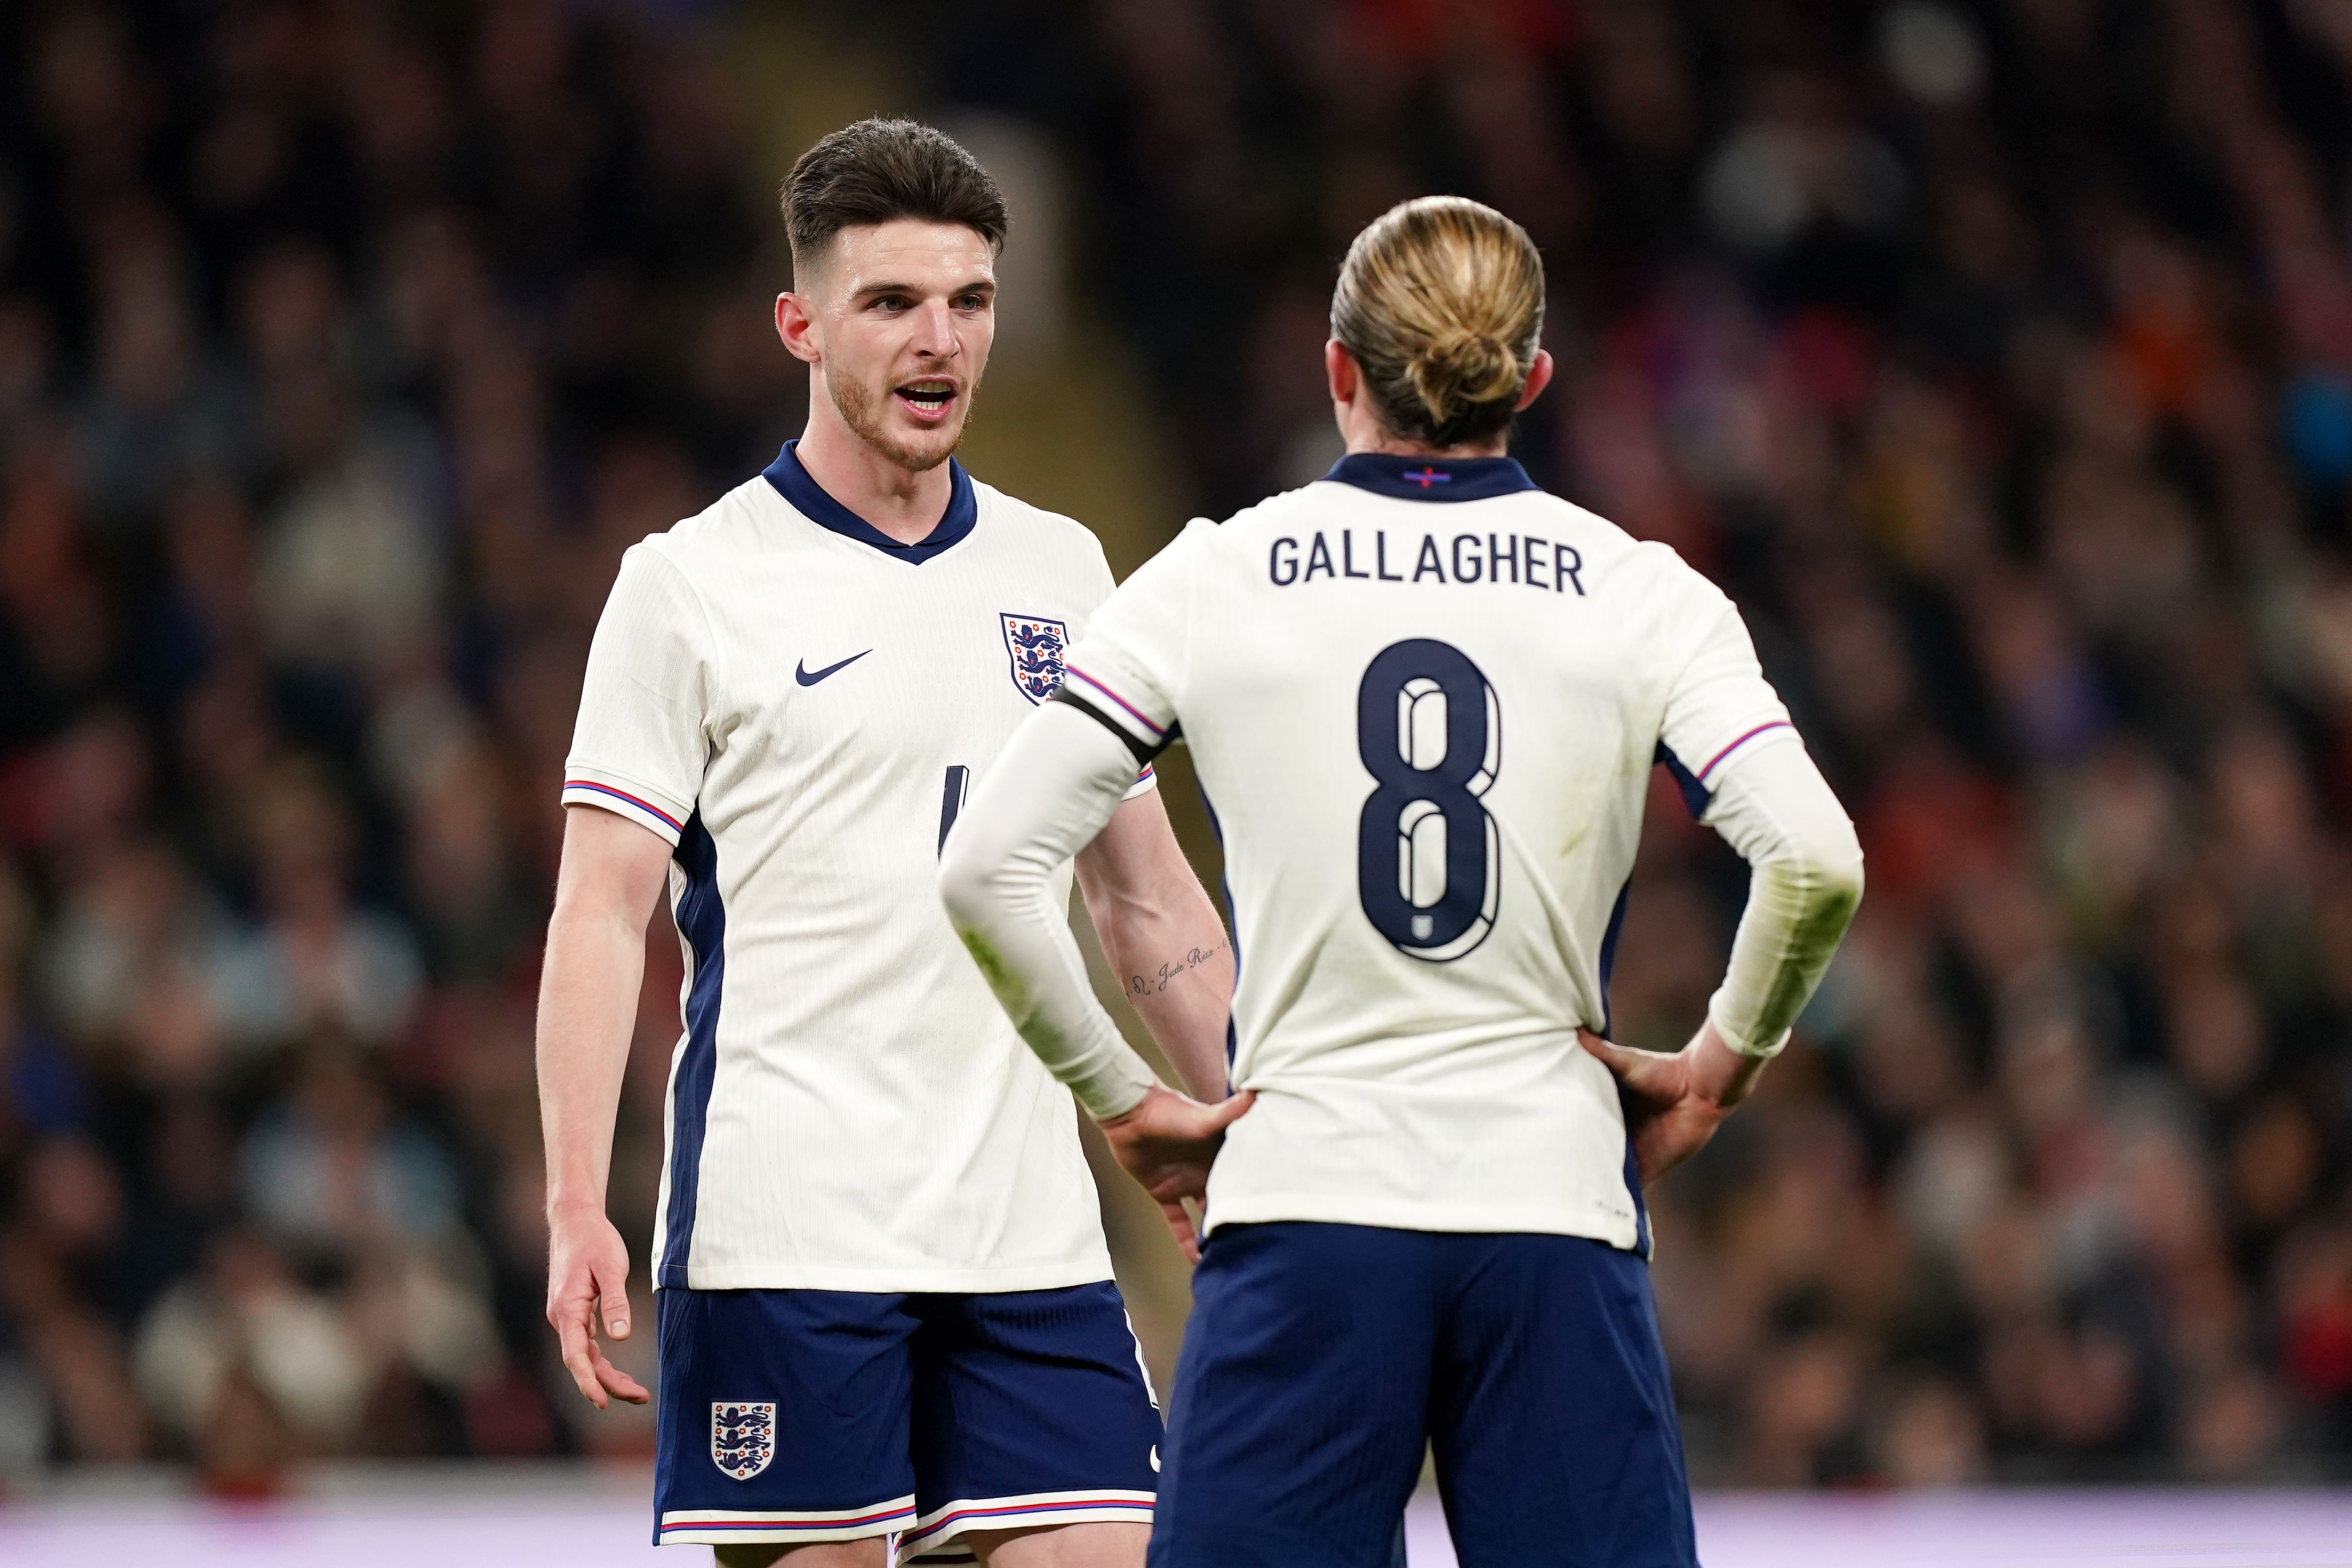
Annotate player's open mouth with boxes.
[895,381,958,419]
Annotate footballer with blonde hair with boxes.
[942,195,1865,1567]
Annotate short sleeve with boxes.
[1054,519,1208,763]
[1655,576,1798,821]
[1066,532,1159,800]
[561,544,715,845]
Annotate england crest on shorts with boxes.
[1000,613,1069,704]
[711,1402,775,1481]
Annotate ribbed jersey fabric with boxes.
[1060,463,1802,1251]
[565,453,1150,1292]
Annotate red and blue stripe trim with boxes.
[659,1502,914,1535]
[1657,721,1797,820]
[564,779,684,832]
[902,1493,1155,1553]
[1063,666,1164,738]
[1695,720,1794,782]
[923,1499,1153,1529]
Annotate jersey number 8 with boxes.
[1356,639,1501,961]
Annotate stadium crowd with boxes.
[0,0,2349,1490]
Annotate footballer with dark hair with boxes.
[535,119,1235,1568]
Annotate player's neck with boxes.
[794,414,956,545]
[1346,434,1512,460]
[1337,404,1511,461]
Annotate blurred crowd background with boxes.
[1,0,2350,1495]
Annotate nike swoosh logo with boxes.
[795,650,872,686]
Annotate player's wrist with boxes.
[1688,1019,1767,1109]
[1094,1081,1167,1129]
[546,1190,611,1222]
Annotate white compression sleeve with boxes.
[1698,740,1866,1058]
[940,701,1163,1120]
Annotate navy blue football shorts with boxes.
[1152,1222,1696,1568]
[652,1281,1162,1560]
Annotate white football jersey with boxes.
[565,443,1150,1292]
[1057,454,1799,1253]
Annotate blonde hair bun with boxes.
[1407,324,1525,424]
[1331,196,1545,448]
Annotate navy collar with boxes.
[1323,452,1539,502]
[762,439,978,564]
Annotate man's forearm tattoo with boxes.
[1127,939,1229,999]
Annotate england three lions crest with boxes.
[1000,613,1069,704]
[712,1402,775,1481]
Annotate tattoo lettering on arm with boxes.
[1128,940,1229,998]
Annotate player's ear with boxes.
[775,291,822,364]
[1326,339,1359,407]
[1514,349,1555,412]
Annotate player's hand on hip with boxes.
[1579,1018,1766,1187]
[1097,1084,1255,1265]
[545,1201,653,1408]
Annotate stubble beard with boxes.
[829,369,973,474]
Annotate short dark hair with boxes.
[781,119,1008,273]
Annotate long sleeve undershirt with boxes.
[940,703,1163,1119]
[1695,739,1865,1057]
[941,705,1864,1117]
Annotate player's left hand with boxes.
[1579,1019,1767,1186]
[1098,1085,1256,1264]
